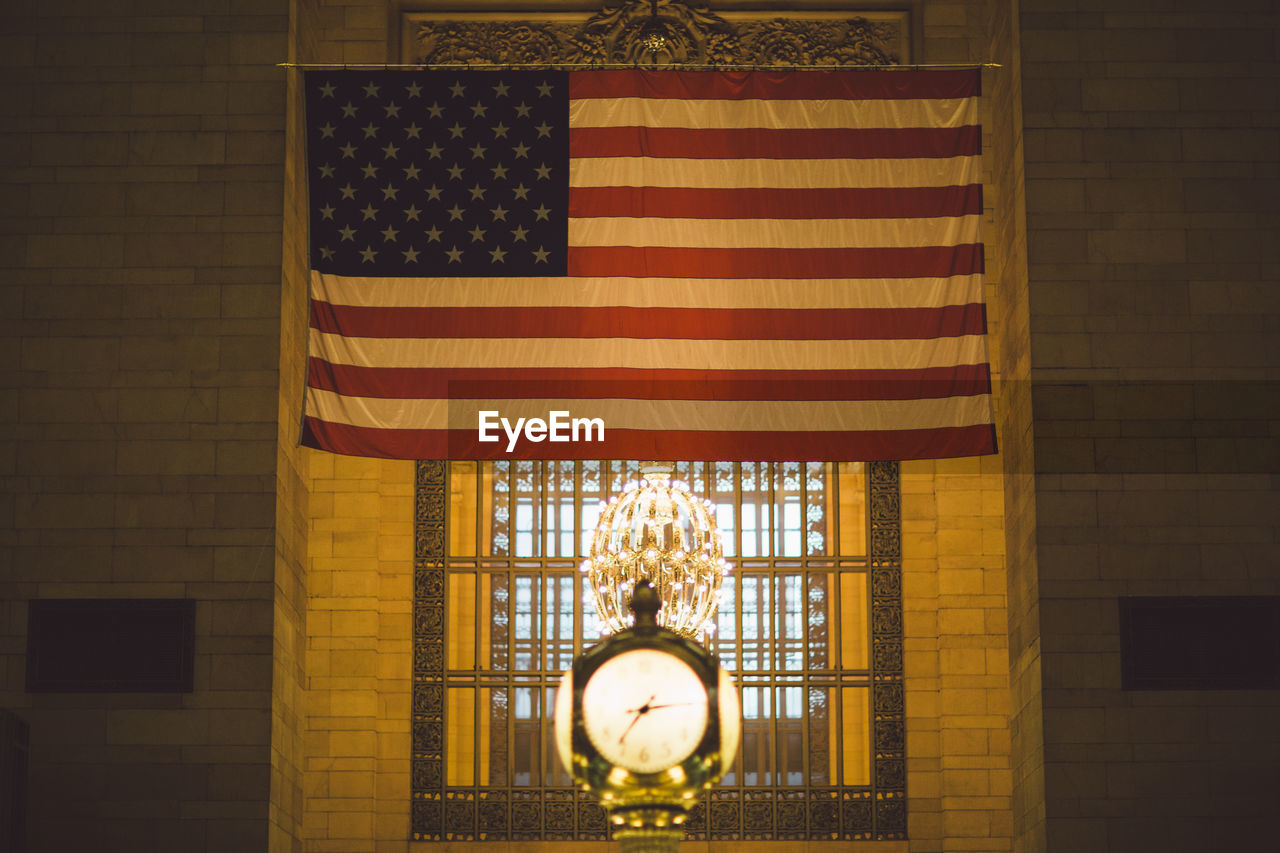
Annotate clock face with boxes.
[581,647,709,774]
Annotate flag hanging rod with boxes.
[276,61,1001,70]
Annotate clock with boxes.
[580,647,709,774]
[553,579,740,841]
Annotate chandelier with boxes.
[583,462,729,640]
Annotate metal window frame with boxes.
[412,460,904,841]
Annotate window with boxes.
[413,461,905,842]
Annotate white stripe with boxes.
[567,215,981,250]
[570,97,977,131]
[311,270,986,311]
[568,156,979,189]
[309,333,988,372]
[307,390,994,433]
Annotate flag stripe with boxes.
[309,302,988,341]
[302,419,998,461]
[567,215,981,249]
[307,361,994,401]
[568,69,982,101]
[310,270,987,310]
[566,245,985,279]
[570,97,976,132]
[569,155,980,189]
[306,390,994,432]
[569,126,982,159]
[310,332,989,372]
[568,185,983,220]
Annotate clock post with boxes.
[554,580,741,853]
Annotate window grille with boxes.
[412,460,905,842]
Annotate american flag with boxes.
[302,69,995,460]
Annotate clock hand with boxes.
[643,701,699,711]
[618,694,657,745]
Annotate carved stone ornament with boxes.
[402,1,906,68]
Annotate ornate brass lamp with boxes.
[555,581,740,852]
[582,462,729,641]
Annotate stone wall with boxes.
[1020,1,1280,850]
[0,0,288,850]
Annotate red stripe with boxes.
[308,362,993,401]
[310,303,987,341]
[569,126,981,159]
[302,419,997,461]
[569,185,982,220]
[567,244,984,279]
[568,69,981,101]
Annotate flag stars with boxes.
[493,81,510,97]
[362,82,380,98]
[468,225,487,242]
[512,143,530,159]
[515,102,532,118]
[360,203,379,221]
[339,183,357,200]
[425,225,442,242]
[318,163,335,178]
[404,204,421,221]
[511,224,529,242]
[489,246,508,263]
[492,122,509,139]
[534,163,552,180]
[319,82,335,98]
[384,102,401,118]
[449,81,466,98]
[446,246,463,263]
[425,185,442,201]
[470,102,488,118]
[381,184,399,201]
[319,123,336,139]
[448,123,465,139]
[490,163,508,180]
[319,204,335,220]
[339,143,357,159]
[361,162,379,179]
[319,246,335,260]
[403,164,421,180]
[381,226,399,242]
[468,183,487,201]
[535,122,553,138]
[402,246,420,262]
[338,225,356,242]
[513,183,531,200]
[341,102,357,118]
[536,81,554,97]
[446,163,465,180]
[362,122,379,139]
[490,204,508,221]
[533,246,550,263]
[533,204,551,221]
[447,205,465,221]
[406,81,422,98]
[406,123,422,140]
[469,142,487,159]
[425,143,443,160]
[382,142,400,159]
[360,245,377,263]
[426,103,443,119]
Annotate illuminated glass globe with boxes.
[583,462,729,640]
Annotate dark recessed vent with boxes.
[25,599,196,693]
[1119,596,1280,690]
